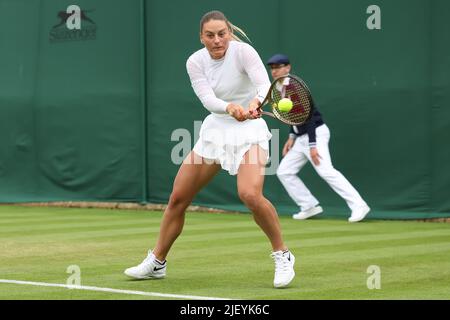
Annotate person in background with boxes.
[268,53,370,222]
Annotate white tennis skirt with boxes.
[193,114,272,175]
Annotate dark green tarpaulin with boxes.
[0,0,449,219]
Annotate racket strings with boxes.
[271,79,312,125]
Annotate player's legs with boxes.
[237,145,295,288]
[309,125,368,211]
[124,152,220,279]
[237,145,286,251]
[276,140,320,211]
[152,151,221,261]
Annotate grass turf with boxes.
[0,205,449,300]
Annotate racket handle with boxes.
[261,111,276,119]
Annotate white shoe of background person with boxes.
[271,250,295,288]
[348,205,371,223]
[124,250,166,279]
[292,205,323,220]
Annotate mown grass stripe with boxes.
[1,205,449,299]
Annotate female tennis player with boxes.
[124,10,295,288]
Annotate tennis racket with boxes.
[257,74,314,126]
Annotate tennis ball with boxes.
[278,98,293,112]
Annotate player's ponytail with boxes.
[200,10,251,43]
[228,22,252,43]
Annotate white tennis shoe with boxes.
[124,250,166,279]
[271,250,295,288]
[348,205,371,223]
[292,206,323,220]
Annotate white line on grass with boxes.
[0,279,232,300]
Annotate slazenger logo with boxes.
[49,5,97,43]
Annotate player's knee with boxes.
[168,190,190,209]
[238,190,261,209]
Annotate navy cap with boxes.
[266,54,290,65]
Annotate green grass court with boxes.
[1,205,449,300]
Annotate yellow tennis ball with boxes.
[278,98,293,112]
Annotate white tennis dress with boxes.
[186,41,272,175]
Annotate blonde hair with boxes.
[200,10,251,43]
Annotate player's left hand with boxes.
[246,100,262,120]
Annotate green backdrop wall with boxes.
[0,0,449,219]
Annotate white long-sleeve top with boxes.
[186,41,271,117]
